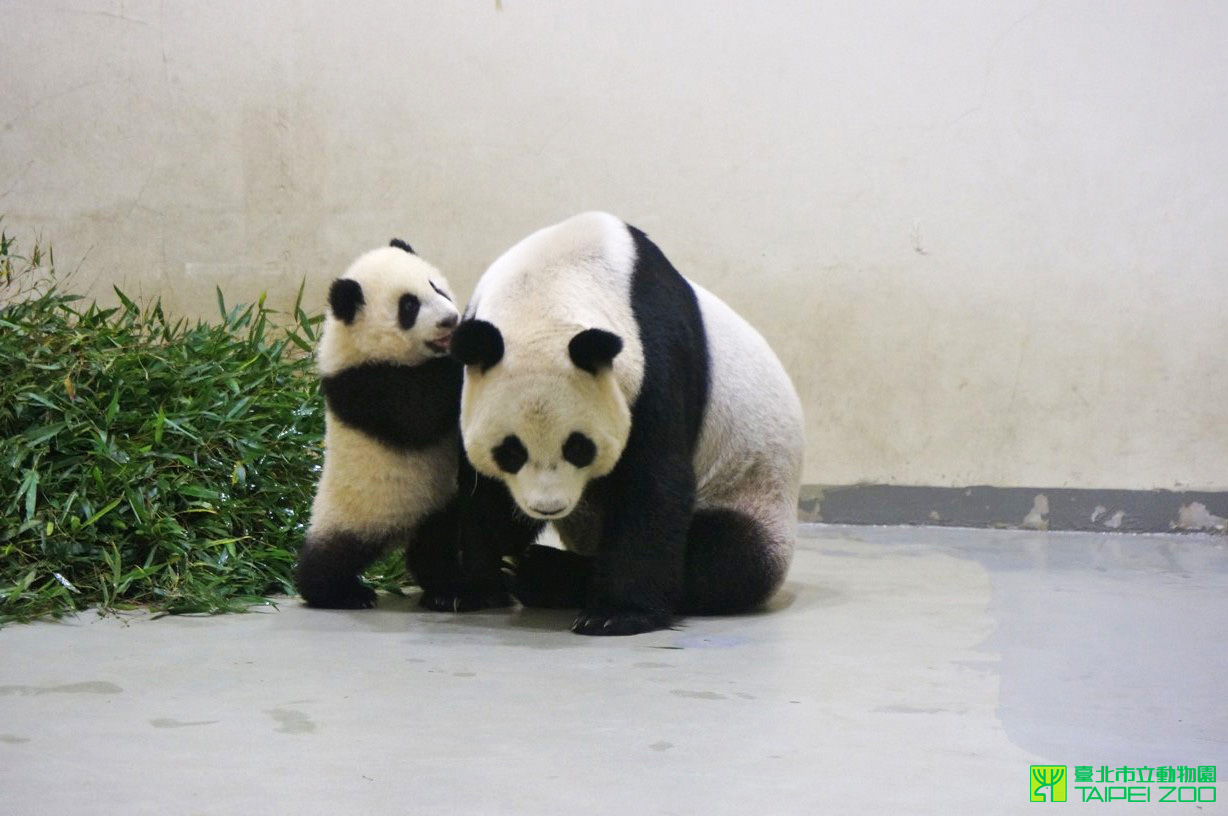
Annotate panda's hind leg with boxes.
[682,508,792,615]
[295,529,393,609]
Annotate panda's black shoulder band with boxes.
[389,238,415,254]
[451,319,504,372]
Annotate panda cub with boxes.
[446,212,805,635]
[295,239,463,609]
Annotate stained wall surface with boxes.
[2,1,1225,490]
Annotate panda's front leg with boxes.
[413,468,539,612]
[571,453,693,636]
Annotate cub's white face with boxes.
[459,331,632,520]
[317,245,459,375]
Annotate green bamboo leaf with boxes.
[285,331,313,353]
[113,286,138,313]
[23,470,38,520]
[1,228,328,625]
[80,497,122,528]
[23,423,67,446]
[179,484,221,501]
[105,387,121,424]
[23,392,59,410]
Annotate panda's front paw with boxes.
[299,579,377,610]
[418,584,514,613]
[571,609,672,636]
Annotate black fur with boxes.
[296,528,401,609]
[430,281,452,302]
[492,434,528,474]
[390,238,415,254]
[321,357,462,450]
[298,356,462,607]
[450,319,504,372]
[565,225,710,635]
[683,509,785,614]
[398,293,421,329]
[562,432,596,468]
[568,328,623,374]
[328,278,364,325]
[439,224,714,635]
[513,510,783,615]
[407,494,515,611]
[512,545,592,608]
[410,456,539,612]
[437,222,781,635]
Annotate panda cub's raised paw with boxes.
[571,609,673,637]
[418,585,514,613]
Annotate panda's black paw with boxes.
[513,545,590,609]
[571,609,672,636]
[418,585,514,613]
[300,580,377,610]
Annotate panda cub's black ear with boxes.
[569,328,623,374]
[389,238,415,254]
[451,319,504,372]
[328,278,364,325]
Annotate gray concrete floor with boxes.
[2,524,1225,815]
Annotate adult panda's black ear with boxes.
[451,319,504,372]
[328,278,364,325]
[389,238,415,254]
[568,328,623,374]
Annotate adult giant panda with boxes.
[445,212,804,635]
[295,239,464,609]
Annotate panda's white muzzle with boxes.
[511,465,583,520]
[527,501,568,518]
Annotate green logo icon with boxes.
[1031,766,1067,802]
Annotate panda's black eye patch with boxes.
[429,281,452,302]
[492,435,528,474]
[398,294,421,329]
[562,432,596,468]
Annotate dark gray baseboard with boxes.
[799,484,1228,534]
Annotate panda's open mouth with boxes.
[425,333,452,354]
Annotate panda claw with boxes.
[418,586,514,613]
[571,609,671,636]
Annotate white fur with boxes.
[463,213,643,519]
[464,365,629,520]
[690,281,804,550]
[461,212,804,539]
[317,246,459,376]
[309,424,456,536]
[309,246,461,538]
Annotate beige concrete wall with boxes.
[3,1,1226,491]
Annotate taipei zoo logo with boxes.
[1030,764,1218,804]
[1031,766,1067,802]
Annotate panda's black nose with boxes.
[437,313,459,330]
